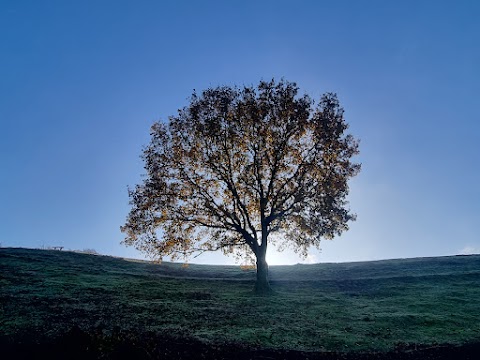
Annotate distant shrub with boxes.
[82,248,99,255]
[42,246,64,251]
[240,264,256,271]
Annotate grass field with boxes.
[1,247,479,358]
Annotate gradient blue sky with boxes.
[1,0,479,265]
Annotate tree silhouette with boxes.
[121,79,360,293]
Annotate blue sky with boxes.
[1,0,479,265]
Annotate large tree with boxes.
[121,79,360,293]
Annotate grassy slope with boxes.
[1,247,479,352]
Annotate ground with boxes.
[1,248,479,359]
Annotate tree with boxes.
[121,79,360,294]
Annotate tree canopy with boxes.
[121,79,360,293]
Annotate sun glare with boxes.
[266,245,300,266]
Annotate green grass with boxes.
[1,247,479,352]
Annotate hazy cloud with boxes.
[459,245,480,255]
[303,254,318,264]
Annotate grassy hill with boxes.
[1,247,479,359]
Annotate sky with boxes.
[1,0,479,265]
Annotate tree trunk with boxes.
[254,252,272,294]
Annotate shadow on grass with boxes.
[2,326,480,360]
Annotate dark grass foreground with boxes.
[2,327,480,360]
[1,248,480,359]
